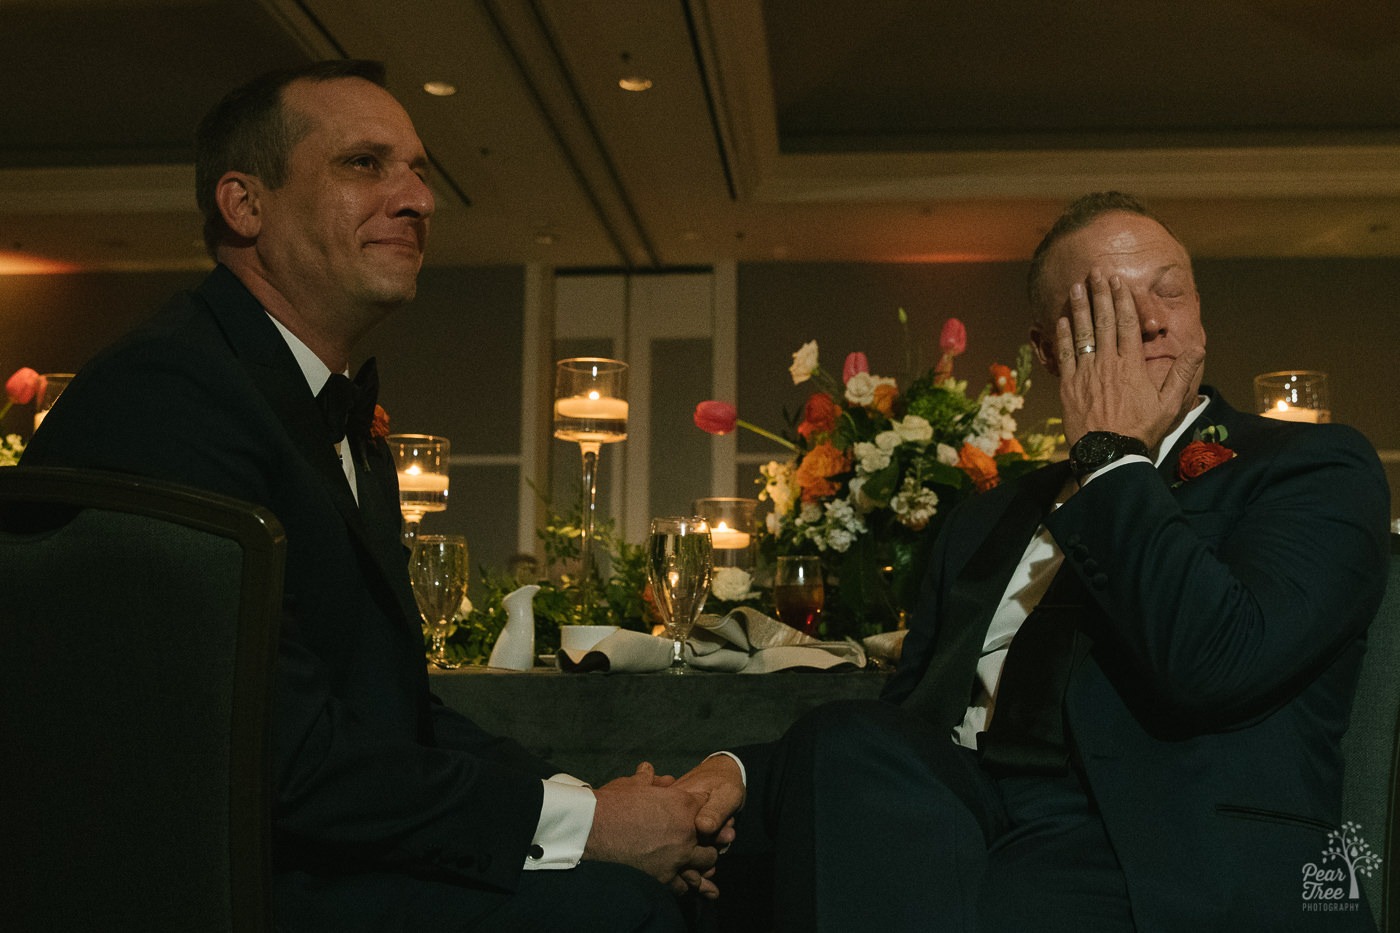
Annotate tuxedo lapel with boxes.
[195,267,420,631]
[901,461,1071,727]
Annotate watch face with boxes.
[1071,432,1145,475]
[1076,433,1116,466]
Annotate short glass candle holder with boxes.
[693,497,757,569]
[1254,371,1330,423]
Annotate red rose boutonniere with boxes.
[1176,423,1235,483]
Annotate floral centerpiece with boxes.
[694,312,1058,638]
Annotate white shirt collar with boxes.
[1154,394,1211,468]
[265,313,341,392]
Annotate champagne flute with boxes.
[553,358,628,616]
[646,516,713,673]
[409,534,470,669]
[774,555,824,637]
[387,434,450,547]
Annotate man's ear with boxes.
[214,172,262,240]
[1030,325,1060,378]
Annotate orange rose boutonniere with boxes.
[1176,424,1234,483]
[371,404,391,439]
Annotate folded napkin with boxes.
[557,606,871,674]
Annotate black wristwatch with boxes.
[1068,431,1149,480]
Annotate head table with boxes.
[428,667,891,783]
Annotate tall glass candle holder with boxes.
[553,358,628,615]
[692,497,757,569]
[1254,371,1330,423]
[387,434,450,547]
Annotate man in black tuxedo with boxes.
[681,192,1390,931]
[23,60,721,931]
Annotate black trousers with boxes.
[719,699,1135,933]
[273,859,687,932]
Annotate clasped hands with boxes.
[1052,269,1205,453]
[584,756,745,899]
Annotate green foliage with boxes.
[435,501,653,666]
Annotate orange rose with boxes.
[870,382,899,417]
[996,436,1024,457]
[795,441,850,502]
[370,404,391,439]
[989,364,1016,395]
[957,442,999,492]
[1177,440,1235,481]
[797,392,840,440]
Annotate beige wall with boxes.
[736,260,1400,519]
[3,256,1397,577]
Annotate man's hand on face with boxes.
[1054,268,1206,452]
[584,762,722,898]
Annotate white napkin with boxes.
[556,606,869,674]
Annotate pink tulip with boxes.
[940,318,967,356]
[693,400,739,435]
[5,367,42,405]
[842,351,869,384]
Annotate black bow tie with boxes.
[316,357,379,445]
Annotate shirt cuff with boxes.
[707,751,747,798]
[524,776,596,870]
[1078,452,1152,486]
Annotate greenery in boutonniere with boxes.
[433,502,653,666]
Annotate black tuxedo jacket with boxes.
[24,265,558,892]
[881,389,1389,929]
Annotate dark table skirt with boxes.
[429,667,891,783]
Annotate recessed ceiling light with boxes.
[534,232,557,246]
[618,76,653,92]
[422,81,457,97]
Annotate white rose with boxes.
[874,430,902,452]
[936,443,960,466]
[893,415,933,445]
[711,566,755,602]
[789,340,819,384]
[853,441,891,474]
[844,372,896,407]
